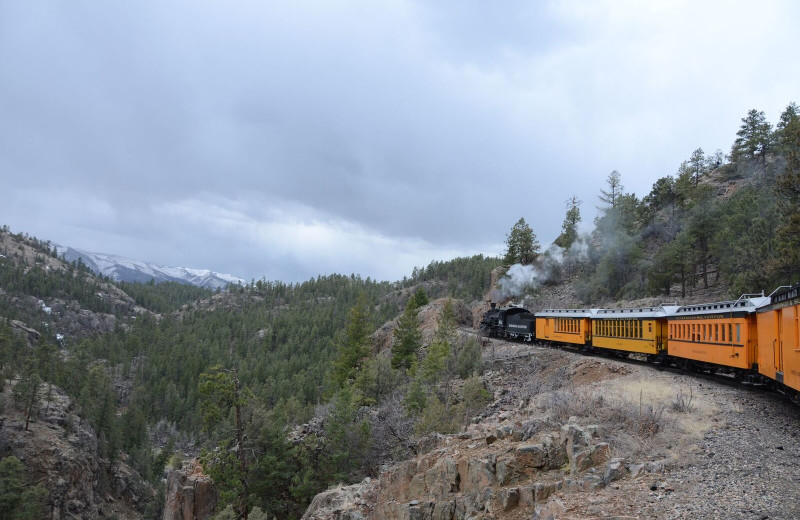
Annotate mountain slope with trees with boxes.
[0,102,797,519]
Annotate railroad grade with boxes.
[477,283,800,407]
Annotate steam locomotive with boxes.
[480,283,800,401]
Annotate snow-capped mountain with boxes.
[56,246,244,290]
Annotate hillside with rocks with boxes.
[0,229,152,346]
[0,380,157,519]
[301,339,800,520]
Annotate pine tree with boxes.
[330,292,373,388]
[554,196,582,249]
[599,170,624,208]
[391,299,422,371]
[198,365,251,519]
[774,102,800,154]
[731,109,773,166]
[688,148,707,187]
[771,124,800,283]
[503,218,540,265]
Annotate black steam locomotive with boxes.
[479,303,536,342]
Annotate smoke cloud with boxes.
[496,236,592,299]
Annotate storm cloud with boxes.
[1,1,798,281]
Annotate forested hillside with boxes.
[0,229,500,519]
[0,102,797,519]
[502,103,800,304]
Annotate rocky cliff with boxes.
[300,337,800,520]
[162,461,218,520]
[0,380,156,519]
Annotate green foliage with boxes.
[413,394,462,436]
[319,385,371,484]
[403,255,502,302]
[408,288,429,309]
[554,196,582,249]
[200,443,244,513]
[714,186,777,295]
[452,336,483,379]
[420,339,448,385]
[330,292,373,390]
[599,170,624,208]
[404,377,427,415]
[0,237,111,315]
[0,456,48,520]
[731,108,773,165]
[392,300,423,371]
[354,355,398,406]
[775,102,800,154]
[461,375,492,421]
[503,218,540,265]
[116,279,213,313]
[771,115,800,283]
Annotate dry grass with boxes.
[532,386,674,458]
[671,388,695,413]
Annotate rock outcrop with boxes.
[0,380,156,519]
[373,298,475,354]
[301,418,658,520]
[163,461,218,520]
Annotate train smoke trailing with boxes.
[497,237,591,299]
[497,264,541,299]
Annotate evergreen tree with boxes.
[199,365,251,519]
[0,456,47,520]
[503,218,540,265]
[771,124,800,283]
[408,288,429,309]
[599,170,624,208]
[688,147,707,187]
[731,108,773,166]
[774,102,800,154]
[554,196,582,249]
[330,292,373,389]
[391,299,422,371]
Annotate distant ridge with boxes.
[56,246,244,289]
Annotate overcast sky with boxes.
[1,1,798,282]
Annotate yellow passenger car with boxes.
[757,284,800,398]
[592,306,677,359]
[535,309,593,348]
[667,295,769,375]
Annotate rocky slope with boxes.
[162,460,218,520]
[0,380,157,519]
[301,340,800,520]
[0,230,152,345]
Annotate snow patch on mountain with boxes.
[56,246,244,289]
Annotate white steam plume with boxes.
[495,235,591,299]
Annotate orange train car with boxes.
[666,294,769,377]
[535,309,593,348]
[591,306,678,360]
[757,283,800,399]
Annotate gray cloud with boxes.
[1,1,798,282]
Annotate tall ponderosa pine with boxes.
[688,148,707,187]
[771,124,800,282]
[775,102,800,154]
[503,218,540,265]
[198,365,251,519]
[731,109,773,166]
[598,170,624,208]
